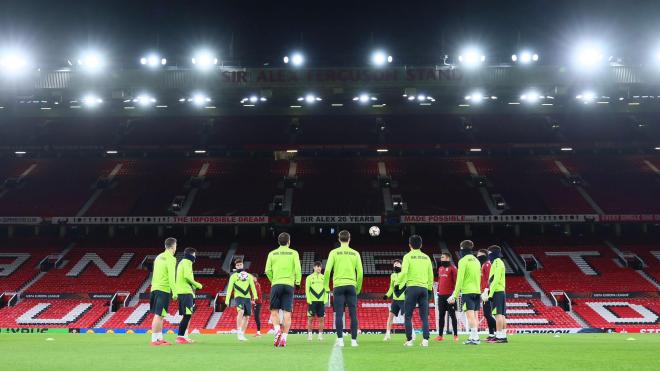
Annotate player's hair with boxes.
[477,249,488,256]
[184,247,196,255]
[314,261,322,267]
[459,240,474,250]
[234,258,243,265]
[488,245,501,254]
[278,232,291,246]
[164,237,177,249]
[409,234,423,249]
[338,230,351,243]
[393,259,402,264]
[441,252,452,259]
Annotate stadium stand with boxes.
[189,158,288,216]
[292,158,381,215]
[513,240,658,294]
[0,238,66,293]
[384,157,488,214]
[25,244,155,296]
[103,300,213,330]
[0,299,108,328]
[572,299,660,330]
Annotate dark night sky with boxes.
[1,0,659,67]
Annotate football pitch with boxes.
[2,333,658,371]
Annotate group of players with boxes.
[147,231,507,347]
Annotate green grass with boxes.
[2,333,659,370]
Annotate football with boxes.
[238,271,249,281]
[369,226,380,237]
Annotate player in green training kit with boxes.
[305,261,328,341]
[149,237,178,346]
[324,230,363,348]
[485,245,508,343]
[448,240,482,345]
[383,259,405,341]
[225,258,258,341]
[265,232,302,348]
[175,247,203,344]
[397,235,434,347]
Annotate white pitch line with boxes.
[328,344,345,371]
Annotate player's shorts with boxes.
[178,294,195,316]
[235,297,253,316]
[437,294,457,312]
[270,284,294,312]
[390,300,405,315]
[461,293,481,311]
[149,290,171,316]
[491,291,506,316]
[307,301,325,317]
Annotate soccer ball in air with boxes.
[369,226,380,237]
[238,271,249,281]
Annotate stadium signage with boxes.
[1,328,50,333]
[598,214,660,222]
[51,216,269,225]
[0,216,42,225]
[294,215,382,224]
[225,67,463,85]
[401,214,598,224]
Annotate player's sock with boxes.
[470,328,478,340]
[282,333,288,341]
[151,333,159,342]
[274,325,281,333]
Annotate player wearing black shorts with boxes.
[265,232,302,347]
[305,261,328,341]
[149,238,178,346]
[224,259,258,342]
[486,245,508,343]
[383,259,405,341]
[175,247,203,344]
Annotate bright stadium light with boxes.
[77,51,105,72]
[465,91,485,103]
[403,93,436,103]
[133,94,156,107]
[297,94,322,104]
[512,50,539,64]
[458,47,485,67]
[189,93,211,107]
[576,90,597,104]
[353,94,378,103]
[81,94,103,108]
[191,50,218,70]
[520,90,541,104]
[0,49,30,74]
[284,52,305,66]
[573,43,604,68]
[371,50,392,66]
[140,54,166,68]
[240,95,267,105]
